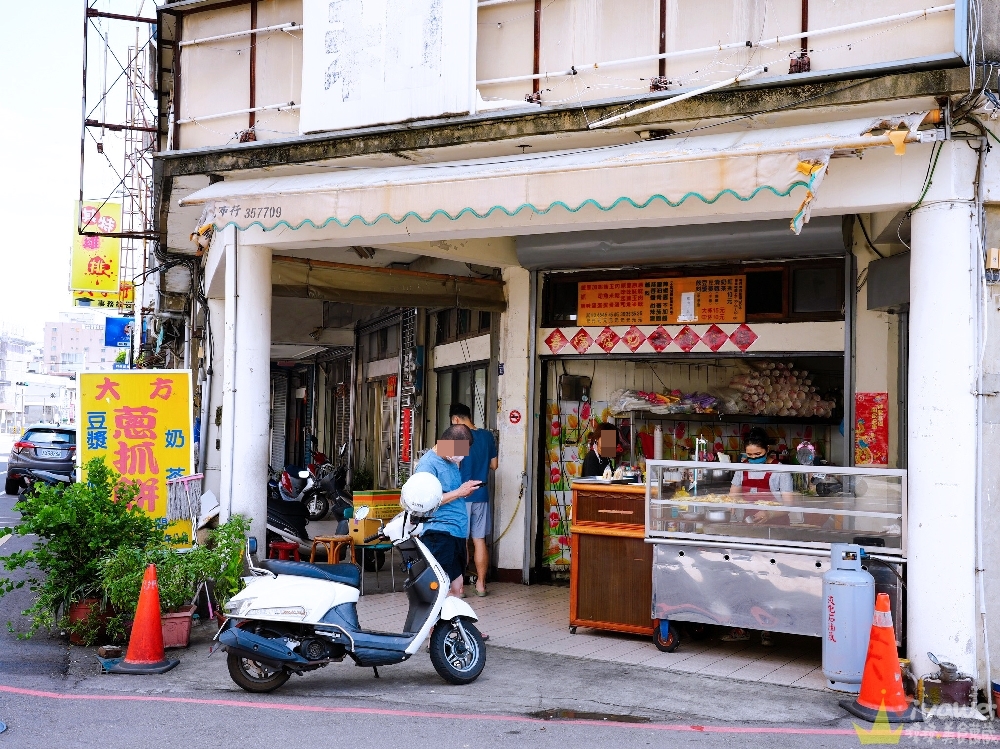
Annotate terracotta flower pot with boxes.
[161,605,197,648]
[67,598,109,645]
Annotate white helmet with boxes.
[400,472,443,516]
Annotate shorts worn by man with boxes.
[414,424,479,596]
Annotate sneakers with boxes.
[721,627,750,642]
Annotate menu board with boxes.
[577,275,745,327]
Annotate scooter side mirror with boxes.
[298,470,310,479]
[354,506,370,520]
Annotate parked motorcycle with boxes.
[266,469,313,558]
[218,475,486,693]
[18,468,75,495]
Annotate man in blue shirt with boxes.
[414,423,480,597]
[450,403,498,597]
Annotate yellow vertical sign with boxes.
[72,201,122,292]
[78,371,194,546]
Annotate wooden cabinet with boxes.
[569,483,654,636]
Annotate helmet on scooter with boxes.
[400,472,443,516]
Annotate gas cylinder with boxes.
[822,543,875,693]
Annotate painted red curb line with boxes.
[0,684,996,741]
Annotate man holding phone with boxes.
[449,403,498,597]
[414,424,481,597]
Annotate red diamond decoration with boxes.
[621,326,646,352]
[545,328,569,354]
[729,323,758,352]
[570,328,594,354]
[647,326,673,352]
[594,327,620,353]
[673,326,701,352]
[702,324,728,352]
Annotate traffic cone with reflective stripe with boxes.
[840,593,922,723]
[109,564,179,675]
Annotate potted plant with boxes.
[101,516,251,647]
[0,458,163,645]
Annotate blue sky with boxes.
[0,0,154,341]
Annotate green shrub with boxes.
[0,458,163,640]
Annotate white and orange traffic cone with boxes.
[109,564,179,675]
[840,593,922,723]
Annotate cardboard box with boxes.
[349,517,384,546]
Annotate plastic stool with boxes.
[269,541,300,561]
[311,535,355,564]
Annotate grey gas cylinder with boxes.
[822,544,875,693]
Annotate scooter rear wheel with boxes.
[429,618,486,685]
[227,652,290,693]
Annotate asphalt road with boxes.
[0,459,994,747]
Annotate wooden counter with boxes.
[569,481,654,636]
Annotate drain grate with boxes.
[529,709,650,724]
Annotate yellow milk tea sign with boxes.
[78,370,194,546]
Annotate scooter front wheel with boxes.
[429,618,486,685]
[227,652,290,693]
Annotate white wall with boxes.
[494,267,532,575]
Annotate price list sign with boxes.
[577,276,744,326]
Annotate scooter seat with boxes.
[260,559,361,588]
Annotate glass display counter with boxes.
[644,460,906,640]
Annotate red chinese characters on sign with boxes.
[545,329,569,354]
[647,326,673,352]
[622,326,646,352]
[673,326,701,353]
[400,407,412,463]
[577,280,647,327]
[701,324,728,352]
[855,392,889,466]
[594,327,620,353]
[729,324,758,352]
[570,328,593,354]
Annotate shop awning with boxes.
[272,255,507,312]
[181,113,928,235]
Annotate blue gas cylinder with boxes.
[822,543,875,693]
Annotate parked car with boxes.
[6,424,76,495]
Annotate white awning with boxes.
[181,113,929,236]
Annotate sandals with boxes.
[474,588,488,597]
[721,628,750,642]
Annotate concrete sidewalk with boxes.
[358,582,826,691]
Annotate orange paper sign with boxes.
[577,276,745,327]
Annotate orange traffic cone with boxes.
[109,564,179,675]
[840,593,922,723]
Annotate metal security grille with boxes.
[270,373,288,469]
[398,308,418,483]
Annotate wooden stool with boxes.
[268,541,300,561]
[311,535,355,564]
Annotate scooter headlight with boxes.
[224,598,255,617]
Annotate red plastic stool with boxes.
[269,541,300,561]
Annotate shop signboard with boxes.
[71,201,121,292]
[73,282,134,310]
[854,392,889,466]
[577,275,745,327]
[78,370,194,547]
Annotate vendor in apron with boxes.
[730,427,793,525]
[722,427,792,647]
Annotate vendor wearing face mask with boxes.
[414,424,482,597]
[730,427,793,525]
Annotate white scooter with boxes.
[217,508,486,693]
